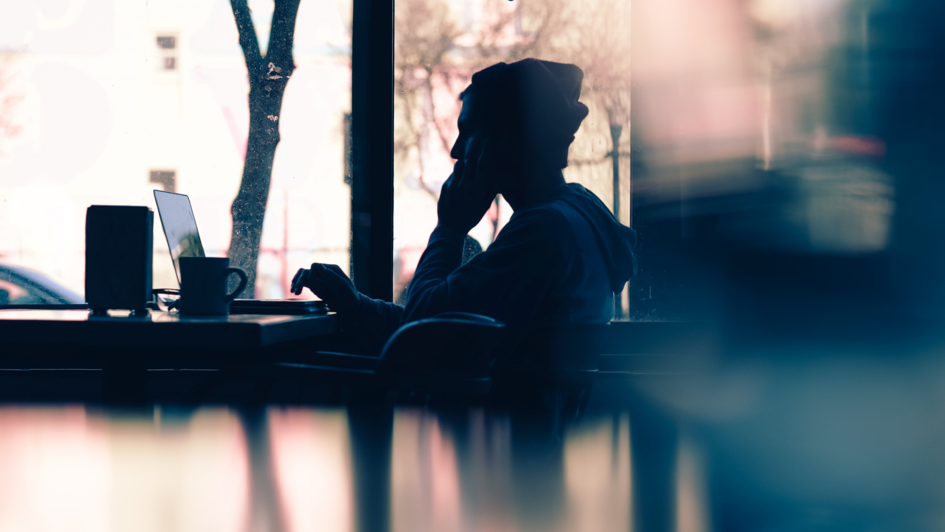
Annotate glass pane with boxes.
[393,0,631,308]
[0,0,353,300]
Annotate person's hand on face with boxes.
[437,137,498,234]
[290,263,360,314]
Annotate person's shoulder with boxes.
[484,205,571,261]
[504,202,571,237]
[556,182,610,209]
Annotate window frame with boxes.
[350,0,395,302]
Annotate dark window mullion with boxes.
[350,0,395,301]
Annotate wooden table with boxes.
[0,309,340,401]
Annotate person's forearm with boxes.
[352,294,404,334]
[403,225,466,321]
[411,224,466,289]
[339,294,404,353]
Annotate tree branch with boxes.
[425,71,456,156]
[267,0,302,76]
[231,0,263,74]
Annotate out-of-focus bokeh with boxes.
[0,406,636,532]
[628,0,905,322]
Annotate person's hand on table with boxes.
[291,263,360,314]
[437,138,498,234]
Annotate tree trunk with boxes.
[227,0,301,297]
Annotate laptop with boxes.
[153,190,326,314]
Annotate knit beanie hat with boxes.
[466,59,589,169]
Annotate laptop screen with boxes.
[153,190,206,284]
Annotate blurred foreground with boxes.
[0,406,632,532]
[5,346,945,532]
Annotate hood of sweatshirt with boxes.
[551,183,638,292]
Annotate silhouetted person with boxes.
[292,59,637,351]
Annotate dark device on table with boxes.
[231,299,326,315]
[153,190,326,314]
[85,205,153,314]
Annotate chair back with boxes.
[491,322,610,412]
[499,322,610,376]
[375,313,506,390]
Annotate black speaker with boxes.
[85,205,153,313]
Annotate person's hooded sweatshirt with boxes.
[350,182,637,348]
[401,182,637,324]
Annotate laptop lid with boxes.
[153,190,206,285]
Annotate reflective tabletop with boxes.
[0,309,339,349]
[0,406,635,532]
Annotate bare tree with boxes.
[227,0,302,296]
[474,0,571,63]
[556,0,632,184]
[394,0,462,197]
[566,0,631,109]
[393,0,574,200]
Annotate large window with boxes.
[0,0,903,319]
[0,0,353,299]
[392,0,633,310]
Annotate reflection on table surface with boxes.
[0,406,645,532]
[0,309,320,324]
[0,309,93,321]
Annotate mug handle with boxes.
[223,268,249,302]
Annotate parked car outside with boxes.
[0,264,85,305]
